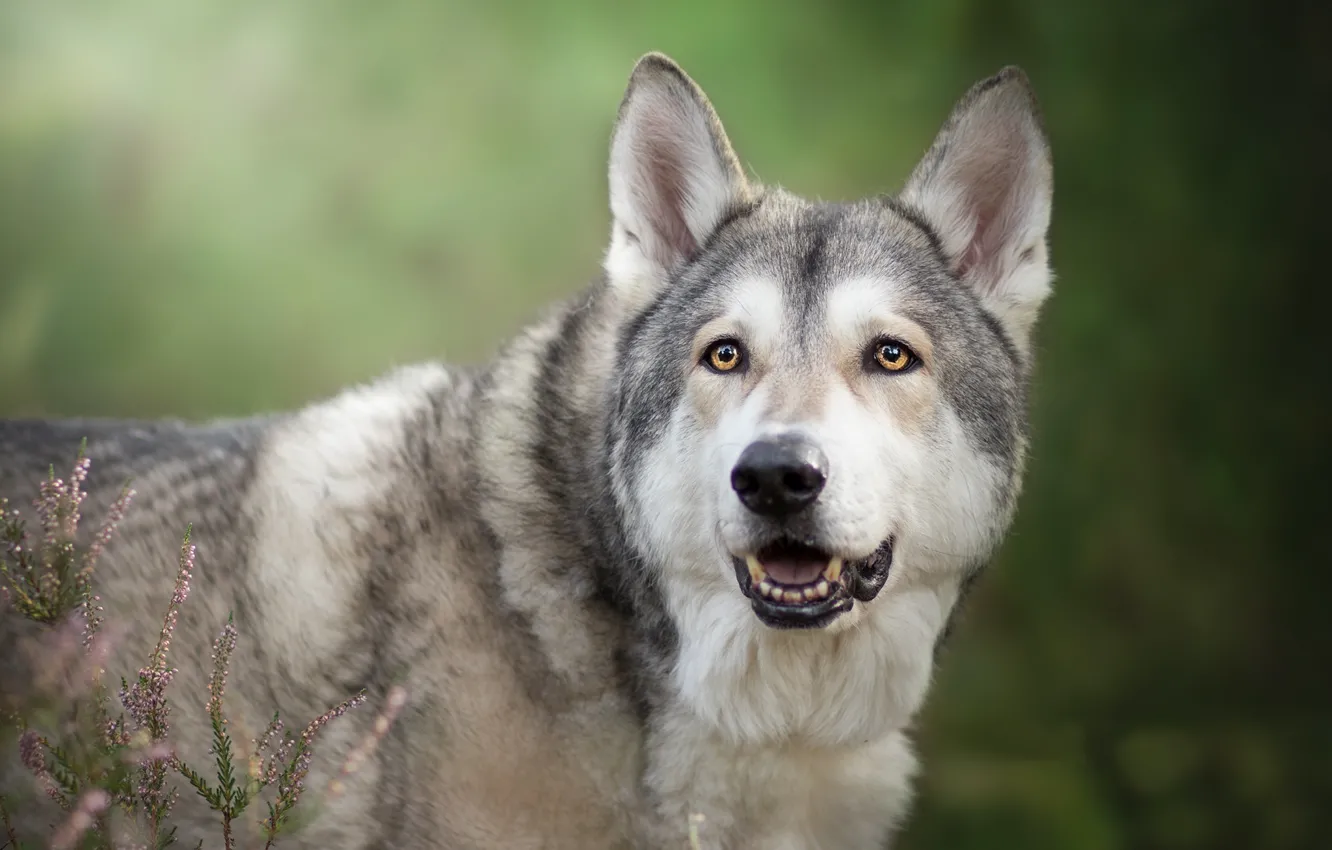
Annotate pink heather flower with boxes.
[327,686,408,799]
[264,728,295,787]
[65,455,90,535]
[206,621,239,720]
[35,454,88,555]
[18,729,59,803]
[276,692,368,807]
[80,591,105,651]
[49,787,109,850]
[36,475,67,549]
[82,485,134,576]
[252,716,287,785]
[149,534,195,673]
[113,530,196,830]
[130,720,179,826]
[121,531,195,736]
[18,729,43,773]
[300,692,367,748]
[106,716,130,748]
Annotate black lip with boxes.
[729,537,894,630]
[848,538,894,602]
[750,587,854,629]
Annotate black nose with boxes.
[730,438,829,517]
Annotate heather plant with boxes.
[1,447,400,850]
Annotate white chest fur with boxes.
[639,571,954,848]
[644,707,917,849]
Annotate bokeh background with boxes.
[2,0,1328,848]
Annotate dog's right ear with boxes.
[605,53,752,299]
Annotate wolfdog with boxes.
[1,52,1053,848]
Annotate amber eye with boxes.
[871,339,918,373]
[703,339,745,373]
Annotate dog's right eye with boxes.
[703,339,746,374]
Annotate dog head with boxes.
[603,53,1052,639]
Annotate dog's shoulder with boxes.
[257,361,471,500]
[244,360,479,566]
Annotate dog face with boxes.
[604,55,1052,643]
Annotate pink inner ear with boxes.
[637,111,699,264]
[953,154,1026,291]
[955,235,986,281]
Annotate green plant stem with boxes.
[0,796,18,850]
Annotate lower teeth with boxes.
[757,579,833,602]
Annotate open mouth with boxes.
[731,538,893,630]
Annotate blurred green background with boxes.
[2,0,1328,848]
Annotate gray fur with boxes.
[0,53,1053,849]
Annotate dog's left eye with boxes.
[703,339,746,373]
[870,339,919,373]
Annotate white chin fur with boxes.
[663,558,953,746]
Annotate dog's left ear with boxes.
[605,53,752,299]
[901,67,1054,356]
